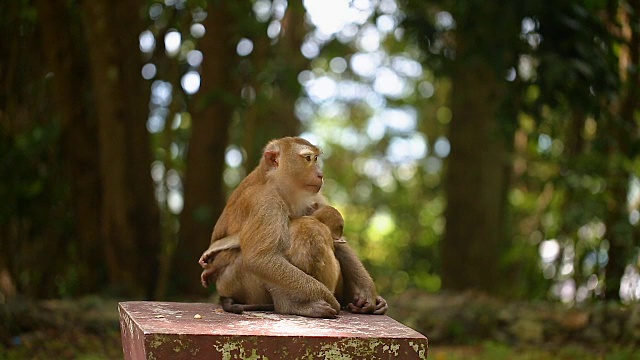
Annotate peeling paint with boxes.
[212,338,243,360]
[149,334,169,349]
[315,338,389,359]
[409,341,428,359]
[171,337,192,353]
[191,348,200,356]
[316,344,352,360]
[340,338,377,357]
[381,342,400,356]
[212,338,269,360]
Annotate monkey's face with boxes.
[276,142,323,194]
[264,138,324,196]
[297,148,324,193]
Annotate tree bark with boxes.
[0,0,74,297]
[442,61,510,295]
[36,0,104,294]
[241,0,305,170]
[82,0,160,298]
[173,1,237,296]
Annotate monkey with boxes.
[201,205,345,314]
[286,205,344,294]
[199,137,387,318]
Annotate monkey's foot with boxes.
[198,250,216,268]
[200,268,215,288]
[292,300,339,319]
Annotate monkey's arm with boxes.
[198,234,240,268]
[334,242,388,315]
[241,198,340,314]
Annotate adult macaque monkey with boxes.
[202,205,345,314]
[199,137,387,318]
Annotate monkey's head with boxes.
[312,206,345,241]
[262,137,324,195]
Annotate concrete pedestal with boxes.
[119,301,428,359]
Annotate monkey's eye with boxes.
[305,155,312,162]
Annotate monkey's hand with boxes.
[304,202,320,215]
[347,294,388,315]
[373,295,388,314]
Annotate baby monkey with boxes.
[200,206,346,314]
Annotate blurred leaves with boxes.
[1,0,639,304]
[0,122,60,223]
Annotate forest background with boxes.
[1,0,639,358]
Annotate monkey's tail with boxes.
[220,297,275,314]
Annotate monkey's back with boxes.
[288,217,340,293]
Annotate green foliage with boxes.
[510,1,639,303]
[0,122,60,224]
[2,0,638,303]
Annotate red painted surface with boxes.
[119,301,428,359]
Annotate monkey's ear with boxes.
[264,150,279,168]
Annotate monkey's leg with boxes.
[264,218,340,319]
[215,253,274,314]
[334,243,387,314]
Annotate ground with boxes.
[0,294,638,359]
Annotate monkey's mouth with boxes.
[305,184,322,193]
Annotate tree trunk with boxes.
[173,1,237,297]
[274,0,306,131]
[36,0,105,294]
[441,62,510,295]
[241,0,305,170]
[604,0,639,300]
[0,0,75,297]
[82,0,160,298]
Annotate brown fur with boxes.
[201,206,343,293]
[287,206,343,294]
[199,137,387,317]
